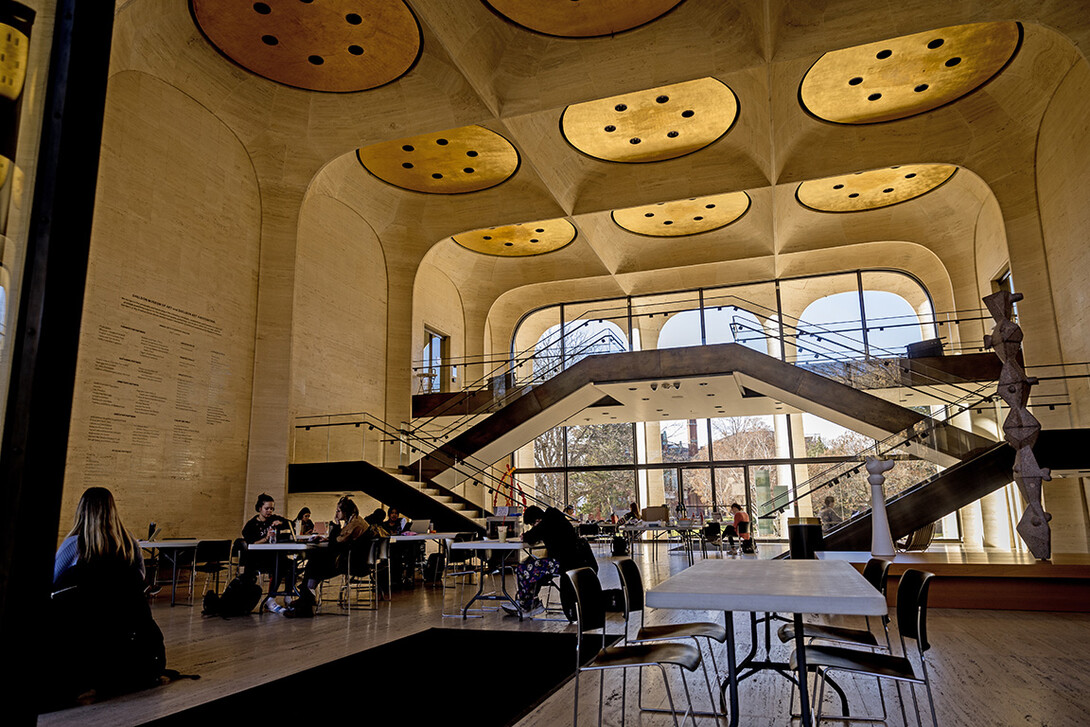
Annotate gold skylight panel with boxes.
[191,0,421,92]
[357,125,520,194]
[800,22,1021,124]
[612,192,750,236]
[561,78,737,163]
[796,164,957,212]
[483,0,683,38]
[452,218,576,257]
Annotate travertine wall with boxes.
[292,194,388,420]
[411,262,465,392]
[1033,56,1090,552]
[61,71,261,540]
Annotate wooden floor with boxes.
[39,544,1090,727]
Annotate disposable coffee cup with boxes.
[499,526,508,542]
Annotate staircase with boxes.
[287,460,488,536]
[820,428,1090,550]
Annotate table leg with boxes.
[793,612,813,727]
[723,611,739,727]
[461,555,492,619]
[170,551,179,607]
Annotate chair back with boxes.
[577,523,599,537]
[566,567,607,633]
[231,537,247,569]
[895,569,935,652]
[737,519,750,536]
[862,557,892,596]
[347,537,378,576]
[613,558,645,614]
[447,533,473,564]
[195,539,231,564]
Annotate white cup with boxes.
[499,526,508,543]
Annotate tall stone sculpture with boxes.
[982,290,1052,560]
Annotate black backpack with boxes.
[612,535,629,557]
[203,571,262,617]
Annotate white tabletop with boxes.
[247,542,313,551]
[448,539,526,551]
[389,532,465,542]
[645,559,887,616]
[138,539,198,549]
[622,523,696,531]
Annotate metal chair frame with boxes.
[800,569,939,726]
[613,558,724,719]
[567,566,701,727]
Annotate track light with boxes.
[650,382,658,391]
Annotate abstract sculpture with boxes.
[983,290,1052,560]
[866,456,897,558]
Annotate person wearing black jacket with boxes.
[508,505,596,616]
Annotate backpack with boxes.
[612,535,629,557]
[203,571,262,617]
[423,552,445,582]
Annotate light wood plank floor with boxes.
[38,545,1090,726]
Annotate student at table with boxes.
[295,507,314,537]
[48,487,166,706]
[384,507,410,535]
[508,505,597,617]
[622,501,641,523]
[241,493,293,615]
[291,496,368,616]
[54,486,145,588]
[724,502,753,554]
[385,507,421,587]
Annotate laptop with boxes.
[409,519,431,534]
[310,520,329,537]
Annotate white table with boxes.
[448,540,527,619]
[388,532,465,543]
[246,541,321,601]
[139,539,198,606]
[646,559,887,727]
[622,523,699,564]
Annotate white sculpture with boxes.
[866,456,897,557]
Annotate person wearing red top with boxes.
[724,502,753,554]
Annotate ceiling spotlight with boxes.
[673,381,681,389]
[650,382,658,391]
[663,382,672,389]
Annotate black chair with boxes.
[190,539,232,597]
[699,520,722,557]
[339,538,382,611]
[441,534,480,617]
[567,566,701,727]
[778,557,892,649]
[228,537,247,580]
[779,557,893,720]
[613,558,724,718]
[791,569,938,726]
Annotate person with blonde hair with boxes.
[54,487,145,587]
